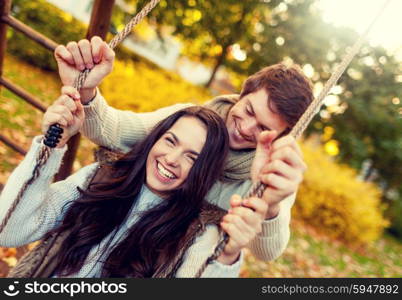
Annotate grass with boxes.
[241,220,402,277]
[1,54,401,278]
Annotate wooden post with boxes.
[55,0,115,181]
[87,0,115,39]
[0,0,12,82]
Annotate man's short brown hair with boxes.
[240,63,314,129]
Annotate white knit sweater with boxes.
[80,90,295,261]
[0,136,242,277]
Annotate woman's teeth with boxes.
[157,162,176,179]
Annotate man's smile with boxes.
[234,118,254,143]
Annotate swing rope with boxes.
[74,0,162,90]
[194,0,392,277]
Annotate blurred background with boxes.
[0,0,401,277]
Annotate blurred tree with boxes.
[227,0,334,77]
[323,47,402,237]
[126,0,264,86]
[120,0,336,84]
[304,28,402,237]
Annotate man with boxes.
[53,36,312,261]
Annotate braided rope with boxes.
[194,0,391,277]
[194,232,229,278]
[74,0,161,90]
[0,146,50,234]
[0,0,161,235]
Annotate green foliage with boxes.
[306,44,402,237]
[7,0,172,73]
[8,0,86,70]
[124,0,336,80]
[296,140,389,245]
[129,0,264,83]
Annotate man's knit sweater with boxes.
[80,90,295,261]
[0,136,242,277]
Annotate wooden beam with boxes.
[1,15,58,51]
[0,77,47,112]
[0,134,27,155]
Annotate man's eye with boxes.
[246,105,253,116]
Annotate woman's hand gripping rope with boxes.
[217,194,268,265]
[42,86,85,148]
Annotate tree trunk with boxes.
[205,43,230,88]
[205,4,250,88]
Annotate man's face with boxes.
[226,88,289,150]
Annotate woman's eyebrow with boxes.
[167,131,200,156]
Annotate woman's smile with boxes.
[154,160,178,183]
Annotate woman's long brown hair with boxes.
[43,106,229,277]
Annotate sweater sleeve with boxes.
[206,180,294,262]
[175,225,243,278]
[247,193,295,261]
[81,89,193,153]
[0,136,99,247]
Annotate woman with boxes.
[0,88,265,277]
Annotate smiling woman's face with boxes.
[145,116,207,197]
